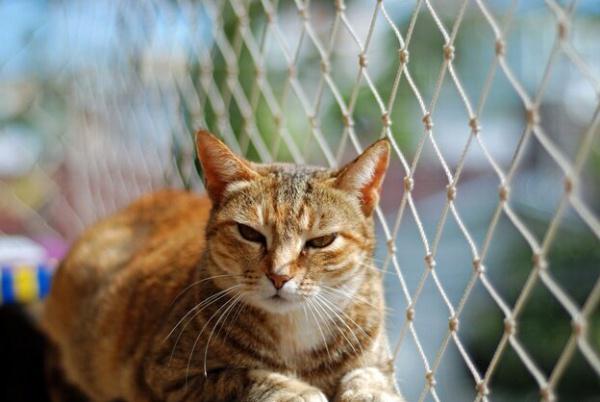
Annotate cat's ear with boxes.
[335,138,390,216]
[195,130,258,204]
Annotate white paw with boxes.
[336,368,404,402]
[337,389,404,402]
[276,387,328,402]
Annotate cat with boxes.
[42,130,404,402]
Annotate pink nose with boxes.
[266,273,292,290]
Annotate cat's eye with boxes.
[305,233,337,249]
[237,223,266,244]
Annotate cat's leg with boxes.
[159,368,327,402]
[334,367,404,402]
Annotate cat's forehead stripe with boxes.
[277,172,315,233]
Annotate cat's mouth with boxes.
[266,293,297,307]
[269,294,288,302]
[251,290,303,314]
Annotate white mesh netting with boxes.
[1,0,599,400]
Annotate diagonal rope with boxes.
[3,1,598,400]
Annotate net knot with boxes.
[320,60,331,74]
[498,184,510,202]
[297,6,309,20]
[307,114,319,129]
[557,19,569,41]
[526,106,540,126]
[255,66,265,80]
[425,371,437,387]
[398,48,410,64]
[334,0,346,12]
[532,252,548,270]
[381,112,391,128]
[472,258,485,274]
[226,65,239,78]
[495,39,506,56]
[403,176,414,192]
[540,386,556,402]
[265,10,275,23]
[288,64,297,79]
[443,44,455,61]
[406,306,415,322]
[572,317,586,336]
[469,117,481,134]
[564,176,574,194]
[504,317,517,335]
[386,239,396,254]
[422,113,433,130]
[238,13,249,28]
[476,381,489,396]
[446,184,457,201]
[425,253,436,269]
[342,114,354,127]
[448,316,459,332]
[358,53,368,68]
[273,115,282,127]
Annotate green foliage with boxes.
[466,213,600,401]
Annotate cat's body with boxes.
[43,132,404,402]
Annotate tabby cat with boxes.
[42,130,404,402]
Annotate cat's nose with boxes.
[266,273,292,290]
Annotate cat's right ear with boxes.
[195,130,258,204]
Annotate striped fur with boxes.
[42,131,404,401]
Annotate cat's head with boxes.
[196,130,390,314]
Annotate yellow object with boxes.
[13,265,39,303]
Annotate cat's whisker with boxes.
[221,295,246,339]
[185,291,242,387]
[322,284,395,315]
[312,294,361,358]
[167,285,242,365]
[313,297,356,361]
[363,255,393,265]
[202,292,245,377]
[354,261,394,275]
[315,294,362,351]
[320,285,380,311]
[317,294,371,367]
[361,256,399,272]
[304,297,332,362]
[165,284,242,343]
[316,293,361,339]
[322,284,393,315]
[316,290,371,340]
[309,296,335,338]
[169,274,244,306]
[223,297,248,342]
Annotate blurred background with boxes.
[0,0,599,401]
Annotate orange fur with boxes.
[42,131,404,402]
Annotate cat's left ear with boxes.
[335,138,391,216]
[195,130,258,204]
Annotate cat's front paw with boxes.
[269,387,328,402]
[335,368,404,402]
[247,370,327,402]
[336,389,402,402]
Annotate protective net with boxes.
[1,0,599,400]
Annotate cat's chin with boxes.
[251,294,304,314]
